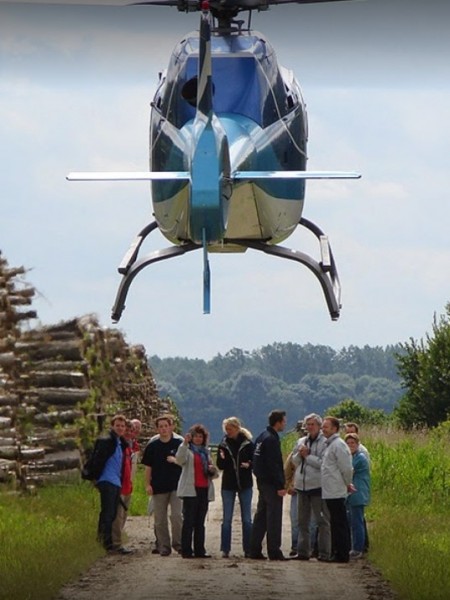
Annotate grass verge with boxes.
[0,483,104,600]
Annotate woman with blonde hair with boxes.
[216,416,254,558]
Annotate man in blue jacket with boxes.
[249,409,287,561]
[90,414,128,552]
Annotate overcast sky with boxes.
[1,0,450,358]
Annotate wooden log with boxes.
[25,468,81,486]
[23,330,79,342]
[15,340,83,361]
[27,436,79,453]
[0,310,37,323]
[0,446,19,459]
[0,437,16,446]
[9,287,35,299]
[0,394,19,406]
[24,371,87,389]
[0,406,14,418]
[26,316,95,337]
[20,447,46,460]
[25,449,81,472]
[0,427,16,437]
[0,416,12,429]
[8,297,32,307]
[30,425,78,438]
[0,352,19,367]
[33,409,83,426]
[0,338,15,353]
[28,360,87,374]
[17,406,39,419]
[0,459,17,482]
[3,266,26,278]
[32,387,90,406]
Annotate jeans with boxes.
[96,481,121,550]
[347,504,366,553]
[220,487,253,554]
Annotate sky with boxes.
[1,0,450,359]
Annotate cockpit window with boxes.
[162,54,287,128]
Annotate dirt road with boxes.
[57,489,396,600]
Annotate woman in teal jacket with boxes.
[345,433,371,559]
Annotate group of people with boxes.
[286,414,371,563]
[89,409,370,564]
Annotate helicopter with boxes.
[7,0,362,322]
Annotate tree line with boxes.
[149,342,404,442]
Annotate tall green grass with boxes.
[282,425,450,599]
[128,465,150,516]
[0,483,104,600]
[364,425,450,600]
[366,424,450,600]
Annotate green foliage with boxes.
[150,342,402,442]
[367,426,450,599]
[127,464,150,516]
[395,303,450,428]
[325,398,388,425]
[0,483,103,600]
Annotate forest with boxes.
[149,342,404,442]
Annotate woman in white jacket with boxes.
[173,424,217,558]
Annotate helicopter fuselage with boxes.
[65,2,359,321]
[150,28,308,251]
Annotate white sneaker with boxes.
[349,551,364,560]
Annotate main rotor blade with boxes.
[0,1,135,5]
[0,0,358,8]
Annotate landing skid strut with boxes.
[111,217,341,322]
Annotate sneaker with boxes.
[289,550,298,557]
[349,551,364,560]
[222,552,229,558]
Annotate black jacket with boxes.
[216,433,254,491]
[89,430,128,482]
[252,426,285,490]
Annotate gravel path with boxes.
[57,488,396,600]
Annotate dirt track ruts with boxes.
[57,484,396,600]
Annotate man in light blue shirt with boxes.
[91,414,128,551]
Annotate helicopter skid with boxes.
[111,239,200,323]
[111,216,341,322]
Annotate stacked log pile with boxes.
[0,251,170,490]
[0,251,37,487]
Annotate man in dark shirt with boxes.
[142,415,183,556]
[249,409,288,561]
